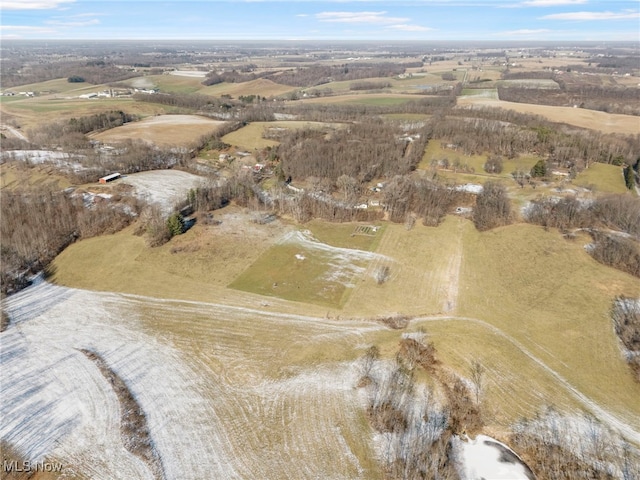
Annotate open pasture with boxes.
[299,93,420,106]
[0,162,72,191]
[457,96,640,135]
[222,120,339,150]
[573,162,629,194]
[1,97,173,133]
[1,281,384,479]
[201,78,296,98]
[91,114,225,147]
[230,228,387,308]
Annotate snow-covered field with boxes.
[1,281,380,479]
[119,170,205,214]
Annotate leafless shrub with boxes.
[589,232,640,278]
[611,296,640,381]
[525,196,592,230]
[398,338,438,372]
[136,205,172,247]
[484,155,504,174]
[511,408,640,480]
[378,315,411,330]
[469,359,485,405]
[404,214,416,231]
[375,265,391,285]
[591,195,640,237]
[473,181,512,231]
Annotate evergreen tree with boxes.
[530,159,547,178]
[167,213,184,237]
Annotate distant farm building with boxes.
[98,173,121,184]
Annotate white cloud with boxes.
[521,0,587,6]
[315,11,409,24]
[541,10,640,20]
[386,24,432,31]
[1,0,75,10]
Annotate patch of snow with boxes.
[453,434,534,480]
[454,184,484,194]
[120,170,205,214]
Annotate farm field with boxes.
[573,162,628,194]
[201,78,296,98]
[91,114,225,147]
[221,120,341,150]
[457,96,640,135]
[0,97,174,133]
[0,163,72,191]
[299,93,422,106]
[230,223,385,308]
[46,209,640,444]
[1,281,384,479]
[5,213,640,479]
[3,41,640,480]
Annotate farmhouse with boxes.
[98,173,121,184]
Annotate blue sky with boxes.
[1,0,639,41]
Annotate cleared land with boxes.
[91,114,225,147]
[115,169,206,213]
[457,97,640,135]
[573,162,628,194]
[1,281,384,479]
[230,225,385,308]
[201,78,296,98]
[299,93,422,106]
[0,163,72,191]
[0,97,174,133]
[222,120,341,150]
[47,210,640,444]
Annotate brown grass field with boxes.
[0,163,72,191]
[222,120,342,150]
[50,206,640,438]
[90,114,225,147]
[457,96,640,135]
[201,78,296,98]
[0,97,175,133]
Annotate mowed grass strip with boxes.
[458,223,640,428]
[229,222,382,308]
[344,216,470,317]
[573,162,629,194]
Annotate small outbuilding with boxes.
[98,172,121,184]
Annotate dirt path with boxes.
[0,124,28,141]
[442,222,463,313]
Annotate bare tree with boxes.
[469,359,485,405]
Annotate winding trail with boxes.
[1,281,639,480]
[413,314,640,445]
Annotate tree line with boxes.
[1,189,140,295]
